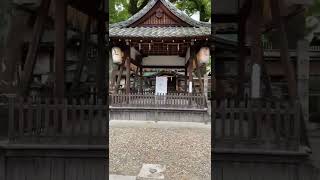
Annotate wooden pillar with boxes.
[115,63,124,93]
[249,0,263,98]
[297,40,309,125]
[270,0,297,100]
[204,73,208,99]
[184,66,188,93]
[110,65,119,91]
[54,0,66,98]
[125,57,131,94]
[70,17,91,94]
[18,0,51,96]
[238,14,247,97]
[175,75,178,92]
[139,67,143,93]
[96,9,107,99]
[210,44,215,99]
[194,58,204,94]
[188,60,193,93]
[237,0,252,97]
[0,10,28,93]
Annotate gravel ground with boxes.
[109,124,211,180]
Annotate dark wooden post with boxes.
[18,0,51,96]
[297,40,309,125]
[125,56,131,94]
[54,0,66,98]
[139,67,143,93]
[188,60,193,94]
[184,66,188,93]
[238,11,247,97]
[270,0,297,100]
[96,10,107,99]
[194,58,204,94]
[249,0,263,98]
[175,75,179,92]
[0,10,28,93]
[115,62,124,93]
[110,65,119,91]
[70,17,91,94]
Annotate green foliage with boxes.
[306,0,320,16]
[175,0,211,22]
[109,0,130,24]
[109,0,211,24]
[305,0,320,39]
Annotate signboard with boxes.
[189,82,192,93]
[155,76,167,95]
[251,63,261,98]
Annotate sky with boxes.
[190,11,200,21]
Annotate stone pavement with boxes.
[109,120,211,180]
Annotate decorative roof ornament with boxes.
[156,9,164,18]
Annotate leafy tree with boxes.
[175,0,211,22]
[109,0,130,24]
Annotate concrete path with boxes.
[109,120,211,180]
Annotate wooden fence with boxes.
[109,93,207,109]
[213,98,302,151]
[7,97,107,144]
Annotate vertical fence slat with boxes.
[19,97,25,137]
[27,97,33,136]
[44,98,50,137]
[62,99,68,136]
[8,97,15,140]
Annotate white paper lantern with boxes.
[112,47,124,64]
[197,47,210,64]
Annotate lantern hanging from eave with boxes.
[112,47,124,64]
[196,47,210,65]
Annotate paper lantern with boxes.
[112,47,124,64]
[197,47,210,64]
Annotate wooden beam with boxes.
[18,0,51,96]
[54,0,66,98]
[70,17,91,95]
[270,0,297,100]
[212,14,239,23]
[142,66,185,69]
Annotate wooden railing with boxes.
[109,93,207,109]
[213,98,302,151]
[263,41,320,52]
[7,97,107,145]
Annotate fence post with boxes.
[8,97,15,141]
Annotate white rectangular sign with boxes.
[189,82,192,93]
[155,76,167,95]
[251,64,261,98]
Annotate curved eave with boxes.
[109,27,211,39]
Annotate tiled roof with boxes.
[110,0,210,28]
[109,27,211,38]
